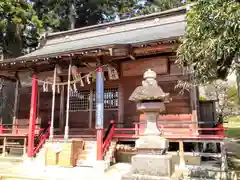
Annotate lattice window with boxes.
[93,88,119,109]
[69,90,90,112]
[68,88,119,112]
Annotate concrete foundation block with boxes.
[122,173,171,180]
[131,154,174,177]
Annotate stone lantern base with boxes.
[122,136,174,180]
[123,154,174,180]
[124,69,175,180]
[122,103,174,180]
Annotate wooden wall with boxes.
[17,88,60,128]
[15,55,193,131]
[120,55,191,127]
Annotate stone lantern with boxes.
[123,69,174,180]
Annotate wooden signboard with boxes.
[121,57,168,77]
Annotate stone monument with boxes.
[122,69,174,180]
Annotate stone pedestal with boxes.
[122,140,174,180]
[136,136,168,154]
[123,69,175,180]
[132,154,174,176]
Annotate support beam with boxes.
[12,79,19,132]
[96,67,104,160]
[89,89,93,128]
[118,82,124,128]
[2,137,6,157]
[179,140,185,168]
[49,67,57,141]
[220,142,228,171]
[27,73,38,157]
[64,64,71,142]
[59,86,65,132]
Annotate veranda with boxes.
[0,7,226,168]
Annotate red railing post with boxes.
[134,123,139,136]
[27,74,38,158]
[16,125,19,134]
[0,120,2,134]
[217,124,224,136]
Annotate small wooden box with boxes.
[58,140,83,167]
[45,144,59,165]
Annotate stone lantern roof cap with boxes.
[129,69,170,102]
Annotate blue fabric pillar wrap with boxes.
[95,69,104,129]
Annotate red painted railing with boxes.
[33,126,50,156]
[0,123,44,135]
[102,120,115,155]
[112,122,227,140]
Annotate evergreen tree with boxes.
[0,0,42,58]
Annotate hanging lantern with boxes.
[69,84,73,92]
[86,74,91,84]
[55,64,62,74]
[43,82,46,92]
[46,83,49,92]
[79,75,84,87]
[107,65,119,80]
[73,83,77,92]
[71,65,78,77]
[92,72,96,82]
[57,85,60,94]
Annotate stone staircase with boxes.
[77,140,117,170]
[34,139,117,171]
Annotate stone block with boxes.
[131,154,174,177]
[135,136,168,151]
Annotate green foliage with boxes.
[177,0,240,85]
[199,95,206,100]
[30,0,187,32]
[0,0,42,58]
[30,0,146,31]
[144,0,185,13]
[227,85,240,106]
[1,0,185,58]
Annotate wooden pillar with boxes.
[12,80,19,132]
[89,88,93,128]
[2,137,6,157]
[118,82,124,128]
[27,73,38,158]
[190,84,199,135]
[49,67,57,141]
[23,137,27,156]
[179,140,185,168]
[59,86,65,132]
[64,64,71,142]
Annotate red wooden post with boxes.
[27,74,38,157]
[217,124,224,136]
[97,129,103,160]
[0,120,2,134]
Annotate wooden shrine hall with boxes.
[0,6,226,166]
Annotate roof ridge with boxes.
[47,6,186,39]
[45,16,186,48]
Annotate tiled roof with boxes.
[16,6,186,61]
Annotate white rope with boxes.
[29,64,109,86]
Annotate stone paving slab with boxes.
[0,161,132,180]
